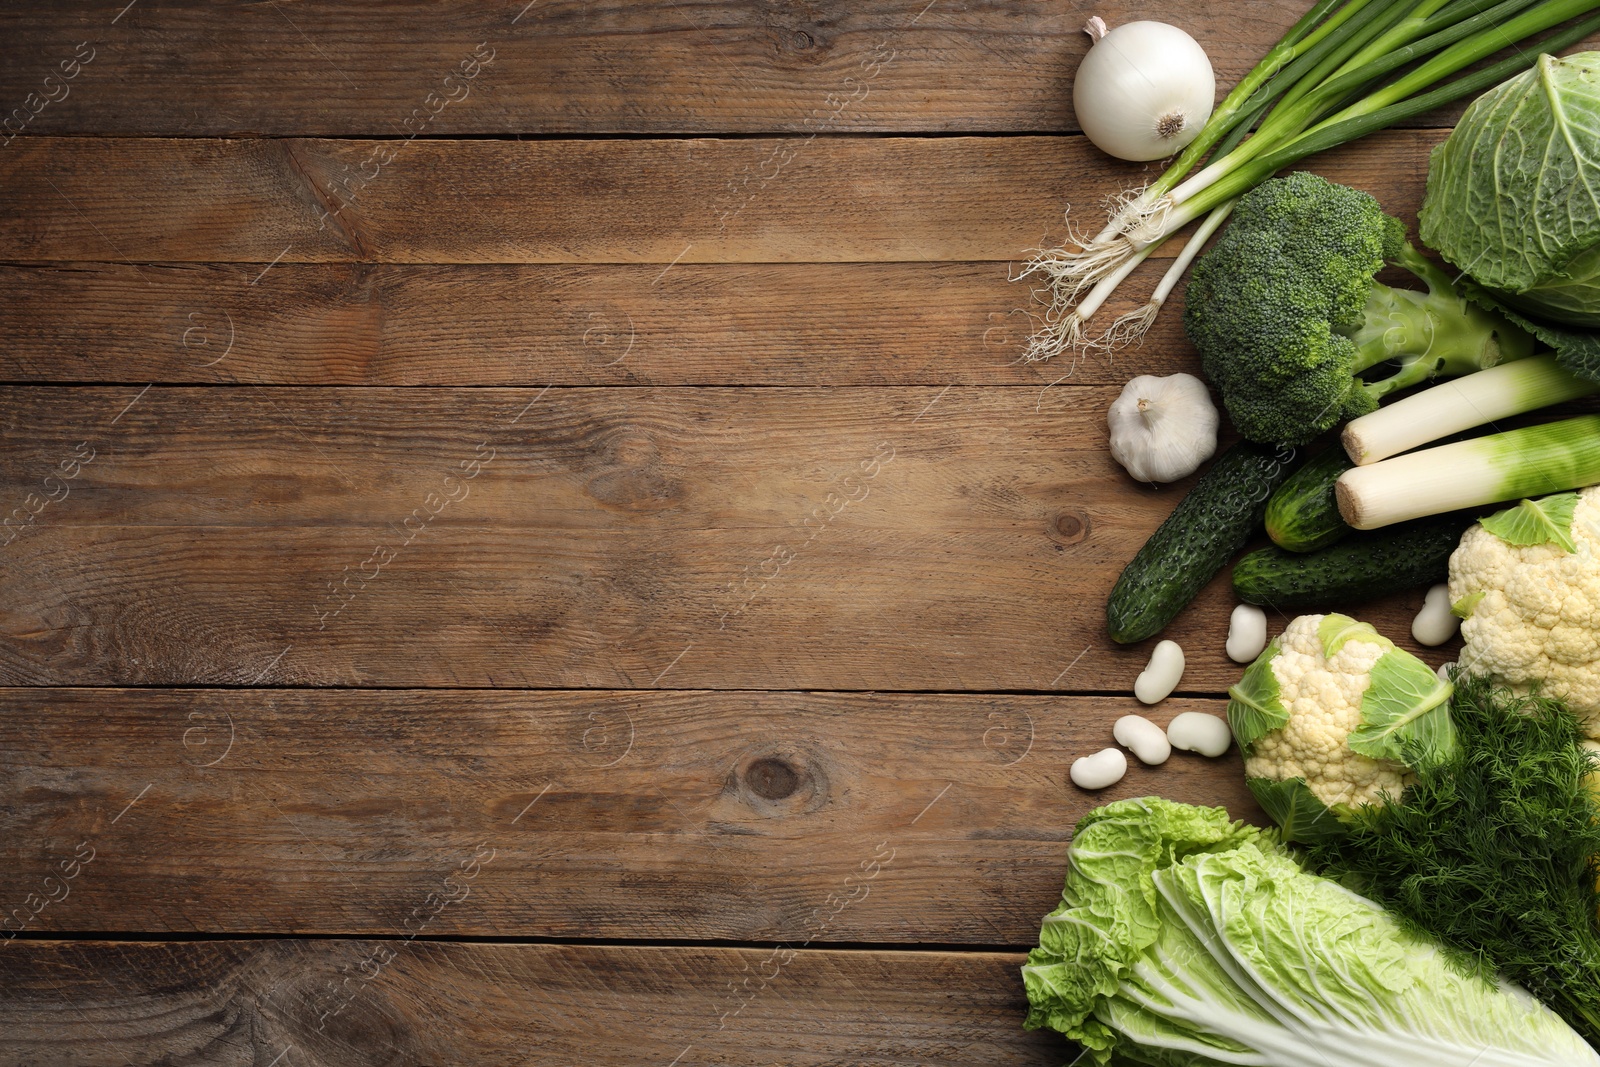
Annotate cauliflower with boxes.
[1450,485,1600,736]
[1227,613,1456,842]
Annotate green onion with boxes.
[1336,414,1600,528]
[1180,0,1600,223]
[1342,355,1600,464]
[1135,0,1372,211]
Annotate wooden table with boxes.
[0,2,1502,1063]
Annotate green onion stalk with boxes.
[1019,0,1600,362]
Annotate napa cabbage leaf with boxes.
[1021,797,1600,1066]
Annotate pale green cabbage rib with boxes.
[1022,797,1600,1066]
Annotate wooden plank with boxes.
[0,261,1203,386]
[2,1,1588,136]
[0,133,1440,263]
[0,385,1454,690]
[0,940,1065,1065]
[0,688,1259,941]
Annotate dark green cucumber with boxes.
[1264,446,1354,552]
[1232,513,1475,609]
[1107,442,1301,644]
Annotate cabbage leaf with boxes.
[1022,797,1600,1066]
[1421,53,1600,328]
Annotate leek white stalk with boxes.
[1342,354,1600,465]
[1336,414,1600,529]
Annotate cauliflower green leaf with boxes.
[1452,590,1487,619]
[1318,611,1389,657]
[1224,637,1286,748]
[1481,492,1581,552]
[1245,776,1350,844]
[1349,648,1457,774]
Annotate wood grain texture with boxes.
[0,133,1441,263]
[0,261,1194,386]
[3,0,1591,136]
[0,385,1456,691]
[0,940,1066,1065]
[0,688,1260,942]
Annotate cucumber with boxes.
[1107,442,1301,644]
[1232,513,1474,609]
[1264,446,1354,552]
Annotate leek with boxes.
[1342,354,1600,464]
[1336,414,1600,527]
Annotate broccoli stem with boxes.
[1347,244,1535,402]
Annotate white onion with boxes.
[1073,18,1215,162]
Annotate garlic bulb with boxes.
[1107,373,1219,482]
[1073,18,1215,162]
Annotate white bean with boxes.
[1225,604,1268,663]
[1113,714,1171,765]
[1436,660,1456,683]
[1069,747,1128,790]
[1412,583,1460,647]
[1166,711,1232,757]
[1134,640,1185,704]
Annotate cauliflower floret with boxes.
[1243,614,1411,809]
[1450,485,1600,736]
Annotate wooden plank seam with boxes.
[0,40,96,147]
[0,779,154,950]
[0,382,150,559]
[662,779,951,1066]
[270,40,501,269]
[696,38,901,248]
[299,839,502,1037]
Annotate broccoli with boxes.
[1184,172,1535,446]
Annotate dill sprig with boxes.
[1307,672,1600,1043]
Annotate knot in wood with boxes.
[1053,509,1090,545]
[726,744,829,816]
[744,756,800,800]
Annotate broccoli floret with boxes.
[1184,172,1534,445]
